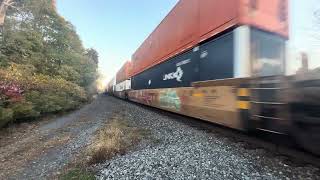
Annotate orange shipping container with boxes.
[131,0,288,76]
[116,61,132,84]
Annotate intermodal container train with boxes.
[107,0,320,155]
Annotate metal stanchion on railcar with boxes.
[237,83,251,131]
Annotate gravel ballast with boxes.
[98,96,320,180]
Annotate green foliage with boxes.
[0,108,13,128]
[85,48,99,65]
[0,0,99,128]
[10,101,39,120]
[57,65,81,84]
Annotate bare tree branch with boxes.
[0,0,15,27]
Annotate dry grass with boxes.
[59,114,150,179]
[86,116,149,165]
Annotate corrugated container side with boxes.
[199,0,238,41]
[126,61,132,79]
[238,0,289,38]
[131,0,201,76]
[116,61,132,84]
[131,0,289,77]
[116,64,124,84]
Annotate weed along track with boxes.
[87,114,149,165]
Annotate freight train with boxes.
[107,0,320,155]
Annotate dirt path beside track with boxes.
[0,95,117,180]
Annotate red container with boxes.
[238,0,288,38]
[106,77,115,92]
[116,61,132,84]
[131,0,289,76]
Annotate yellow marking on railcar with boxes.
[192,93,205,97]
[238,101,250,110]
[238,88,250,97]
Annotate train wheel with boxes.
[293,113,320,156]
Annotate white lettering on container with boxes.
[163,67,184,82]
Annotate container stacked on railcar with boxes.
[106,77,116,94]
[108,0,289,127]
[126,0,288,132]
[131,0,288,79]
[112,61,132,98]
[129,0,288,91]
[106,0,320,155]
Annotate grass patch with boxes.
[60,114,150,179]
[86,116,150,165]
[60,168,95,180]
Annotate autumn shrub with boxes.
[0,64,88,127]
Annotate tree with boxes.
[0,0,14,39]
[86,48,99,65]
[0,0,15,27]
[0,0,99,127]
[1,0,99,88]
[0,0,25,40]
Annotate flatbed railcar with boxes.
[107,0,320,155]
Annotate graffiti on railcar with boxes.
[129,90,158,106]
[140,91,158,105]
[159,89,181,111]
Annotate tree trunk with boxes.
[0,0,13,41]
[1,0,10,26]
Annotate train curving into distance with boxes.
[107,0,320,155]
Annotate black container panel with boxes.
[131,32,235,90]
[199,32,234,81]
[131,49,200,90]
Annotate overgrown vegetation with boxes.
[87,117,149,165]
[0,0,99,127]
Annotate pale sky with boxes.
[57,0,320,80]
[288,0,320,73]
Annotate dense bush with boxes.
[0,0,99,127]
[0,64,88,125]
[0,108,13,127]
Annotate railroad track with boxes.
[123,98,320,168]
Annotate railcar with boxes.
[107,0,320,155]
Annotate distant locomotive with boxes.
[107,0,320,155]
